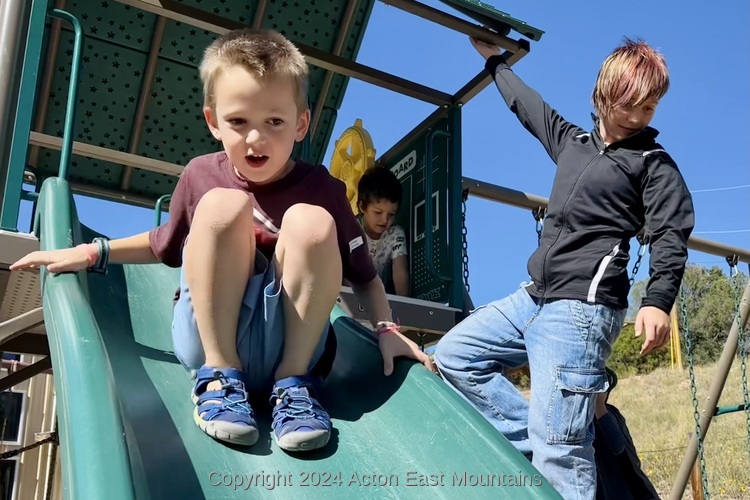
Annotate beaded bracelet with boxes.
[77,237,110,274]
[375,321,400,336]
[91,237,110,274]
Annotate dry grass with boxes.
[609,361,750,499]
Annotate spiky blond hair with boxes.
[199,29,308,111]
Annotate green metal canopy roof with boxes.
[31,0,377,203]
[438,0,544,41]
[19,0,539,208]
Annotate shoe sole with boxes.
[275,429,330,452]
[193,407,259,446]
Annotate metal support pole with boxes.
[0,357,52,391]
[670,280,750,499]
[125,0,453,106]
[448,106,464,310]
[0,0,47,231]
[120,15,167,191]
[380,0,522,52]
[0,307,45,345]
[29,0,67,169]
[462,176,750,264]
[47,9,84,182]
[0,0,32,227]
[309,0,360,141]
[251,0,268,28]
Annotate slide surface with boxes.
[37,178,561,499]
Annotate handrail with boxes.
[462,176,750,265]
[154,194,171,227]
[47,9,83,181]
[424,128,452,282]
[37,178,135,498]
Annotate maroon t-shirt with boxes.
[148,152,377,285]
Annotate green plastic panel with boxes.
[438,0,545,41]
[35,175,561,499]
[36,178,139,500]
[33,0,376,201]
[381,114,455,305]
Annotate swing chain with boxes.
[0,432,58,460]
[461,189,470,292]
[629,233,648,287]
[726,255,750,460]
[681,285,711,498]
[532,207,546,247]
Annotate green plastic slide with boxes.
[35,178,561,499]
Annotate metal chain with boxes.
[461,189,470,292]
[629,233,648,287]
[0,432,58,460]
[727,256,750,463]
[681,285,710,498]
[45,419,59,500]
[532,207,546,247]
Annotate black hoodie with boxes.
[485,55,694,313]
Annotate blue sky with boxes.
[18,0,750,308]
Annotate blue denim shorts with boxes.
[171,248,333,393]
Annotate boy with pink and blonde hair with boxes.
[434,37,693,498]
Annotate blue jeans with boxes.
[434,285,625,500]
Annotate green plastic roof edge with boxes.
[438,0,544,41]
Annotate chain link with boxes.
[532,207,546,247]
[461,189,470,292]
[0,432,58,460]
[629,234,648,287]
[681,285,710,498]
[45,419,58,500]
[727,257,750,463]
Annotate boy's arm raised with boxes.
[471,37,581,163]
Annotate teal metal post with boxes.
[0,4,83,231]
[448,105,465,311]
[47,9,83,182]
[154,194,171,227]
[0,0,31,200]
[0,0,47,231]
[301,95,313,162]
[424,128,452,284]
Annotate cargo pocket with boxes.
[547,367,609,445]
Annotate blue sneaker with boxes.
[192,367,259,446]
[270,376,331,451]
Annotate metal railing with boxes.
[462,176,750,265]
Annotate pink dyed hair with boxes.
[592,38,670,118]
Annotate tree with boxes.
[608,322,671,377]
[626,280,647,322]
[679,264,748,364]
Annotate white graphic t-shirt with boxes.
[363,224,408,278]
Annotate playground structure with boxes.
[0,0,747,499]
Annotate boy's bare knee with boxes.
[281,204,337,246]
[193,188,253,233]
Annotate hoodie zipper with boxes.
[540,149,605,296]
